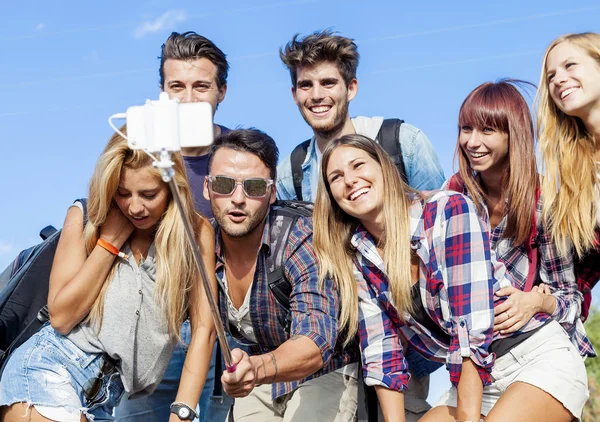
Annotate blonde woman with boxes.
[445,80,594,358]
[0,128,217,422]
[313,134,588,422]
[537,32,600,317]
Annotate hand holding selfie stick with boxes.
[109,94,236,372]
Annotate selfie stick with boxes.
[154,150,236,373]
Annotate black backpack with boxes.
[290,119,407,200]
[0,199,87,373]
[264,200,313,332]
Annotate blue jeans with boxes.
[0,323,124,422]
[114,320,232,422]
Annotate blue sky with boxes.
[1,0,599,404]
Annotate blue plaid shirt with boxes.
[215,210,357,398]
[355,191,549,391]
[444,174,596,357]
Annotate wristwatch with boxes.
[170,402,197,420]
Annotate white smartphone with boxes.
[125,94,214,152]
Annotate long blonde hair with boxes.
[84,126,203,339]
[313,134,417,343]
[536,32,600,257]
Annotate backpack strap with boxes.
[265,201,313,334]
[290,139,311,201]
[375,119,407,184]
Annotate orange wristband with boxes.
[97,238,129,260]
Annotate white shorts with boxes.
[437,320,589,420]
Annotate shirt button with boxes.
[138,290,142,295]
[136,310,140,316]
[262,347,269,352]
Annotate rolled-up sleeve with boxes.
[285,218,337,366]
[356,267,410,392]
[538,224,582,324]
[439,194,495,387]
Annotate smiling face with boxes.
[204,147,276,238]
[325,146,384,226]
[162,58,227,114]
[458,125,509,175]
[114,165,170,232]
[292,61,357,138]
[545,41,600,120]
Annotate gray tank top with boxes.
[67,242,177,398]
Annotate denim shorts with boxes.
[0,323,124,421]
[437,320,589,420]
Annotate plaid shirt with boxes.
[355,191,549,391]
[215,210,357,399]
[447,176,596,357]
[574,228,600,321]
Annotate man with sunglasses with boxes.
[204,129,358,421]
[115,31,232,422]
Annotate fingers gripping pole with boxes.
[156,151,236,372]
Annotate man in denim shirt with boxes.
[278,30,445,421]
[277,30,444,202]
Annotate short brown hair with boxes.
[159,31,229,89]
[280,30,359,88]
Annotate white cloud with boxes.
[35,23,45,31]
[134,10,187,39]
[0,240,14,255]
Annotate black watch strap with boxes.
[170,402,197,420]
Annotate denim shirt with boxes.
[276,116,445,201]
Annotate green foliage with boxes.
[583,307,599,421]
[584,307,600,380]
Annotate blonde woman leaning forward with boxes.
[313,134,588,422]
[0,127,217,422]
[445,80,595,358]
[537,32,600,317]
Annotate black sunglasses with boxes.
[83,358,117,406]
[207,175,274,198]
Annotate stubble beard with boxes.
[302,100,350,142]
[212,204,270,239]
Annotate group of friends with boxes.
[0,29,598,422]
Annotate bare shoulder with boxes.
[196,215,216,248]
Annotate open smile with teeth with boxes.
[469,151,489,159]
[309,105,332,114]
[131,215,148,221]
[349,187,370,201]
[560,87,580,100]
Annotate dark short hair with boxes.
[159,31,229,89]
[208,129,279,180]
[280,29,359,88]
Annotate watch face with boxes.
[178,407,190,419]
